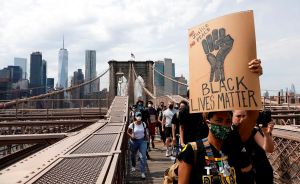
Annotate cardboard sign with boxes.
[189,10,262,113]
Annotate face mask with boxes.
[210,124,231,140]
[148,104,152,108]
[169,105,174,109]
[136,116,142,121]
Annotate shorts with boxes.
[165,127,172,138]
[148,123,156,136]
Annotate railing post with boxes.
[98,99,101,115]
[46,99,49,120]
[21,102,24,117]
[51,99,54,116]
[15,99,18,119]
[287,95,290,110]
[80,99,83,117]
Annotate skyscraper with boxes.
[71,69,84,103]
[85,50,97,94]
[30,52,45,96]
[42,59,47,93]
[47,78,54,91]
[154,58,175,96]
[7,66,22,83]
[154,61,164,96]
[57,36,68,89]
[14,57,27,79]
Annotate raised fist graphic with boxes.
[202,28,234,82]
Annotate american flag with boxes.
[131,53,135,59]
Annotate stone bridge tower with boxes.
[108,60,154,105]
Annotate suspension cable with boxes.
[0,67,110,109]
[151,65,189,87]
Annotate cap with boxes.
[135,112,142,117]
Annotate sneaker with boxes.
[165,149,171,157]
[141,173,146,179]
[152,141,155,149]
[131,167,136,172]
[172,148,177,156]
[146,152,151,160]
[171,156,176,161]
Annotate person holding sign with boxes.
[178,59,262,184]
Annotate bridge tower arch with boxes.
[108,60,154,105]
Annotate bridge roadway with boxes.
[0,96,128,184]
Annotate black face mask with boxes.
[169,105,174,109]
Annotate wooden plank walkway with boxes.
[125,140,176,184]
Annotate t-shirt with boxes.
[246,128,273,184]
[146,107,157,123]
[163,108,177,127]
[179,108,209,143]
[171,112,179,135]
[178,141,237,184]
[128,122,146,140]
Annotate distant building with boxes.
[30,52,45,96]
[154,58,175,96]
[42,60,47,92]
[47,78,54,91]
[0,68,12,100]
[7,66,22,83]
[71,69,84,104]
[57,37,68,89]
[14,57,27,79]
[174,75,188,96]
[85,50,98,95]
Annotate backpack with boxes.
[162,142,199,184]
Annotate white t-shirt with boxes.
[163,108,176,127]
[128,122,146,139]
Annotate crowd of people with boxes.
[127,59,274,183]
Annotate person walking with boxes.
[127,112,148,179]
[162,101,176,157]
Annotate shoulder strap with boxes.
[132,122,135,130]
[189,142,198,165]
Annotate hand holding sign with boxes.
[202,28,234,82]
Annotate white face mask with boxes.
[136,117,142,121]
[148,104,152,108]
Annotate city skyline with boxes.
[0,0,299,94]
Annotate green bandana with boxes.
[210,124,231,140]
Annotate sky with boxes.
[0,0,299,95]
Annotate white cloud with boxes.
[0,0,299,92]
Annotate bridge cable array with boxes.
[0,67,110,109]
[131,64,156,99]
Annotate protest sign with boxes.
[189,10,262,113]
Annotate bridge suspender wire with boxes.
[131,65,156,99]
[0,67,110,109]
[151,65,189,87]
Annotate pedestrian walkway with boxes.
[125,140,176,184]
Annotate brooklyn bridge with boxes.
[0,60,299,184]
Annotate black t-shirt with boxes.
[171,112,179,134]
[246,128,273,184]
[156,107,164,121]
[179,109,209,144]
[178,141,237,184]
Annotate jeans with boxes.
[130,138,147,173]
